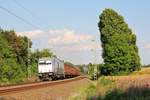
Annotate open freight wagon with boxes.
[64,63,80,78]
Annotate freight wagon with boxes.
[38,57,80,80]
[64,63,80,78]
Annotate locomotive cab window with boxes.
[47,62,52,65]
[39,60,52,65]
[39,62,46,65]
[46,61,52,65]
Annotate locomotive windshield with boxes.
[39,60,52,65]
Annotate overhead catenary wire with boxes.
[12,0,40,21]
[13,0,37,18]
[0,5,41,29]
[0,5,41,79]
[12,0,50,29]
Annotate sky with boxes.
[0,0,150,65]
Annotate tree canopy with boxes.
[0,28,55,84]
[98,8,141,75]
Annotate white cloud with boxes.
[47,29,102,52]
[138,40,150,49]
[17,28,102,51]
[58,43,101,52]
[144,43,150,49]
[17,30,44,38]
[16,28,102,64]
[48,29,93,45]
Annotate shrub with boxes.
[99,76,114,86]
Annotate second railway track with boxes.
[0,76,87,96]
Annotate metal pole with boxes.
[91,37,98,80]
[27,38,30,79]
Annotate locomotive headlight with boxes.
[49,73,52,75]
[39,73,42,76]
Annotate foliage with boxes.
[70,82,97,100]
[86,75,150,100]
[0,28,55,85]
[76,64,88,74]
[0,29,26,84]
[99,76,114,86]
[104,87,150,100]
[88,63,103,80]
[71,69,150,100]
[38,49,56,58]
[98,8,141,75]
[30,49,55,64]
[88,63,95,79]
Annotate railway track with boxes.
[0,76,87,96]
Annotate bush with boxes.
[104,87,150,100]
[104,89,124,100]
[99,76,114,86]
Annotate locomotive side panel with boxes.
[53,58,65,78]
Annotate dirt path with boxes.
[0,78,91,100]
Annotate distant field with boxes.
[72,67,150,100]
[131,67,150,75]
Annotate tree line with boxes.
[0,29,55,85]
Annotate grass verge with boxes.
[70,74,150,100]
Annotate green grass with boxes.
[69,81,97,100]
[94,75,150,100]
[70,68,150,100]
[70,77,115,100]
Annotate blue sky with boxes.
[0,0,150,65]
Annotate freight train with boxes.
[38,57,80,80]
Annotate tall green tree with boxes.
[0,29,24,83]
[98,8,141,75]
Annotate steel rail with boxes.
[0,76,87,96]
